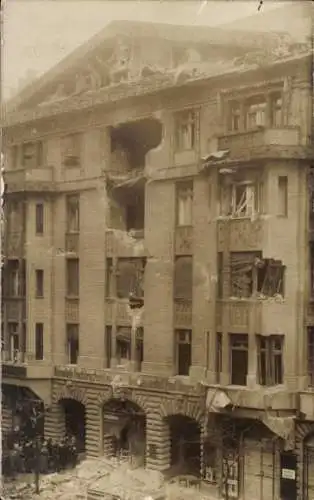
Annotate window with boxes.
[256,258,285,297]
[105,326,112,368]
[66,195,80,233]
[35,203,44,234]
[35,270,44,298]
[308,328,314,386]
[257,335,284,386]
[175,329,192,376]
[11,145,19,169]
[116,258,145,299]
[8,323,19,362]
[278,176,288,217]
[270,93,283,128]
[66,259,79,297]
[175,110,197,151]
[67,324,79,364]
[228,101,241,132]
[176,181,193,226]
[174,256,193,300]
[230,334,248,386]
[310,244,314,299]
[230,252,260,299]
[136,327,144,372]
[61,134,81,167]
[35,323,44,360]
[116,327,131,365]
[216,332,222,384]
[217,253,223,298]
[21,141,43,169]
[230,182,258,218]
[8,260,20,297]
[245,95,266,129]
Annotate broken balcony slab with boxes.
[105,229,146,258]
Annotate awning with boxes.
[262,415,295,450]
[206,388,232,412]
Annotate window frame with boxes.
[61,133,82,167]
[35,323,44,361]
[66,323,79,365]
[35,203,44,235]
[257,335,284,386]
[35,269,44,298]
[66,194,80,233]
[176,181,193,227]
[277,176,288,217]
[175,109,198,152]
[230,334,248,386]
[66,258,79,297]
[175,329,192,376]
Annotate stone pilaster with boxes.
[85,401,101,457]
[146,412,170,471]
[44,402,65,441]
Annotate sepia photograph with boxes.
[0,1,313,499]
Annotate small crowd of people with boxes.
[2,433,79,479]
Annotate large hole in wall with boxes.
[108,118,162,233]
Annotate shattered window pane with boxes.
[257,259,285,297]
[116,258,145,299]
[230,252,260,298]
[257,335,283,386]
[175,111,197,151]
[231,183,257,218]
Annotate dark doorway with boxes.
[167,414,200,476]
[60,399,86,452]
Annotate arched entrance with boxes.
[166,414,201,476]
[59,398,86,452]
[102,398,146,465]
[304,434,314,500]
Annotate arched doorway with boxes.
[304,434,314,500]
[166,414,201,476]
[59,399,86,452]
[102,398,146,465]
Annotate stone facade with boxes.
[2,17,313,500]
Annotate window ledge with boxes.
[65,295,79,300]
[35,296,44,300]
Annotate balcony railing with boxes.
[4,166,55,193]
[1,350,26,363]
[217,127,301,160]
[217,218,263,252]
[105,229,146,258]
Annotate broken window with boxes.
[277,176,288,217]
[175,329,192,376]
[66,259,79,297]
[67,324,79,364]
[230,182,259,218]
[230,252,260,298]
[175,110,197,151]
[126,195,144,232]
[257,335,284,386]
[35,203,44,235]
[308,328,314,386]
[116,327,131,365]
[230,334,248,386]
[174,256,193,300]
[256,258,285,297]
[216,332,222,384]
[176,181,193,226]
[66,194,80,233]
[21,141,43,169]
[245,95,266,129]
[116,258,145,299]
[228,101,241,132]
[61,133,82,167]
[35,323,44,360]
[35,269,44,298]
[270,92,283,128]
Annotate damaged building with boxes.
[1,5,313,500]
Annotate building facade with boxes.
[1,14,313,500]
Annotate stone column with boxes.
[146,412,170,472]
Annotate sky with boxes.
[2,0,297,100]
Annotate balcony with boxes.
[217,218,263,252]
[216,299,261,333]
[105,298,144,327]
[175,226,193,255]
[1,351,53,380]
[4,166,55,193]
[105,229,146,258]
[4,299,26,321]
[54,365,204,396]
[217,127,303,161]
[65,298,79,323]
[174,299,192,328]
